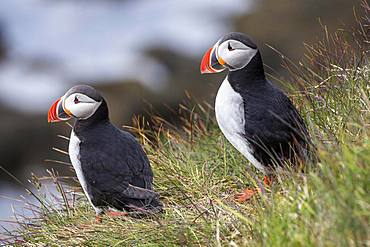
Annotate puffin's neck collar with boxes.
[227,51,266,91]
[73,99,109,133]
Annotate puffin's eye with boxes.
[74,96,80,104]
[228,42,235,51]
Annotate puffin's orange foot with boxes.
[95,211,128,223]
[235,188,260,202]
[106,211,128,218]
[95,215,103,223]
[263,175,274,187]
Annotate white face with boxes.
[216,39,258,71]
[63,93,102,120]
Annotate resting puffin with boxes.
[200,32,312,201]
[48,85,162,221]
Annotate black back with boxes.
[73,100,160,211]
[226,40,312,169]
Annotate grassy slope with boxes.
[8,6,370,247]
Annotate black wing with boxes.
[79,123,158,210]
[243,81,310,167]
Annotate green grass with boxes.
[5,6,370,247]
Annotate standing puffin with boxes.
[48,85,162,221]
[200,32,313,201]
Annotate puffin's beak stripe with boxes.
[48,98,62,123]
[200,47,216,73]
[47,97,72,123]
[201,44,227,74]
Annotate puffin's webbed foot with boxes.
[94,210,128,223]
[235,188,260,202]
[263,175,274,187]
[106,211,128,218]
[235,175,274,202]
[95,215,103,223]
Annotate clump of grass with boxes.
[2,2,369,246]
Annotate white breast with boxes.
[215,77,266,173]
[69,131,101,214]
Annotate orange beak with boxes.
[200,47,217,74]
[48,98,71,123]
[200,45,226,74]
[48,98,61,123]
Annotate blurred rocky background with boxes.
[0,0,361,222]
